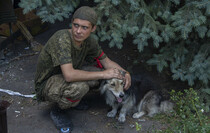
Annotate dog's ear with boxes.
[104,80,108,84]
[101,80,106,85]
[99,80,107,94]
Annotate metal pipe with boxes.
[0,100,10,133]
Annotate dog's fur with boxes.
[100,74,174,123]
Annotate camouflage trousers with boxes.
[43,74,90,109]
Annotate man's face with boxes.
[71,18,96,45]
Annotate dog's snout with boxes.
[119,92,124,98]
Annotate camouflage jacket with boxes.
[34,29,106,101]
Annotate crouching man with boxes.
[34,6,131,132]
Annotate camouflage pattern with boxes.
[43,74,89,109]
[35,29,106,102]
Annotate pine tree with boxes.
[19,0,210,111]
[94,0,210,111]
[19,0,79,23]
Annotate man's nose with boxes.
[76,27,82,33]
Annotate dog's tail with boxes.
[160,100,174,113]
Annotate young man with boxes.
[34,6,131,131]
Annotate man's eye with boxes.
[82,26,88,30]
[73,24,79,28]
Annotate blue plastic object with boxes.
[60,128,70,133]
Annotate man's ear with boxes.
[91,25,97,32]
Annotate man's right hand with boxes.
[103,68,124,79]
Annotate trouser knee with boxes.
[59,82,89,109]
[43,74,90,109]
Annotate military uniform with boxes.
[35,29,106,109]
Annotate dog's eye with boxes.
[111,83,115,86]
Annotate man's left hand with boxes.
[123,72,131,90]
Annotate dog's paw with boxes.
[107,111,117,118]
[132,111,145,119]
[118,116,126,123]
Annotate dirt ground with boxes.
[0,19,183,133]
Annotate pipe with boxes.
[0,100,10,133]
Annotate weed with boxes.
[157,88,210,133]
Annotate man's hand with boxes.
[123,72,131,90]
[100,57,131,89]
[103,68,124,80]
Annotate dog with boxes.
[99,74,174,123]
